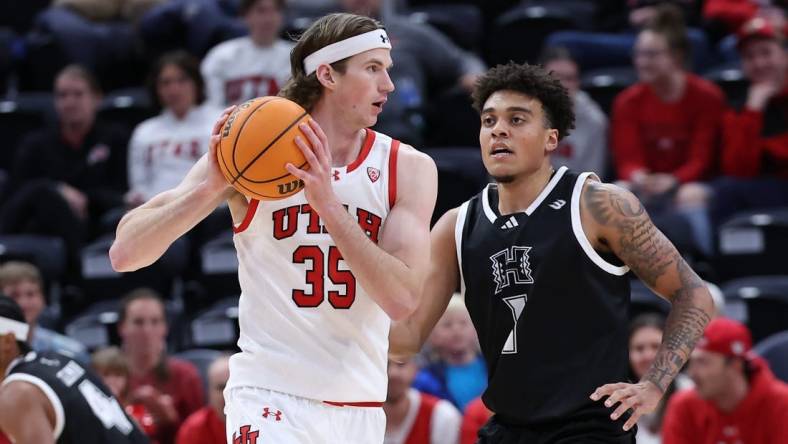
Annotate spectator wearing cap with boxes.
[676,17,788,253]
[662,318,788,444]
[723,17,788,177]
[717,18,788,212]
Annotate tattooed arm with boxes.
[581,180,715,431]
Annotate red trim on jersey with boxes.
[322,401,384,408]
[388,139,400,209]
[233,199,259,233]
[405,393,440,444]
[346,129,376,173]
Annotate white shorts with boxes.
[224,386,385,444]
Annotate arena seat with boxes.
[98,87,156,132]
[580,66,637,116]
[193,233,241,311]
[754,330,788,384]
[423,86,480,148]
[721,276,788,344]
[703,60,747,109]
[716,208,788,281]
[629,279,670,318]
[0,92,54,170]
[0,235,67,282]
[406,3,483,51]
[422,148,488,225]
[80,235,189,307]
[486,2,582,66]
[173,348,224,396]
[189,296,240,349]
[64,298,121,351]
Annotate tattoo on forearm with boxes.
[583,183,675,287]
[644,258,711,392]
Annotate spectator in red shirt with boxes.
[675,17,788,253]
[120,288,204,444]
[384,357,462,444]
[175,355,229,444]
[612,5,725,255]
[612,5,724,204]
[662,318,788,444]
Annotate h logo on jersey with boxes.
[490,246,534,294]
[233,425,259,444]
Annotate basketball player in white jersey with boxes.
[110,12,438,444]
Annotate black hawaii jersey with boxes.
[4,351,149,444]
[456,166,632,429]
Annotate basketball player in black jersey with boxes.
[0,296,149,444]
[390,62,715,443]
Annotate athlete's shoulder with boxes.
[397,142,435,169]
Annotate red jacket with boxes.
[404,392,439,444]
[612,73,725,183]
[721,85,788,178]
[662,357,788,444]
[176,406,226,444]
[128,357,205,444]
[460,397,492,444]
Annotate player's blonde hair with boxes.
[279,13,384,111]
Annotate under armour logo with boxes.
[262,407,282,421]
[233,425,259,444]
[490,246,534,294]
[332,170,340,181]
[549,199,566,210]
[380,34,388,44]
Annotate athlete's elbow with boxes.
[109,241,138,273]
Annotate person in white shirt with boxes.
[126,51,222,207]
[540,46,609,178]
[201,0,293,107]
[384,358,461,444]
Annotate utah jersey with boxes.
[201,37,293,107]
[227,129,400,403]
[3,351,149,444]
[456,167,632,428]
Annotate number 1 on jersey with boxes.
[502,295,527,354]
[292,245,356,309]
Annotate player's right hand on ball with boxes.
[206,106,237,193]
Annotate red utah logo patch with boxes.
[367,167,380,183]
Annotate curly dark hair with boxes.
[472,62,575,141]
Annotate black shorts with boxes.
[476,415,636,444]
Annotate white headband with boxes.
[0,317,29,341]
[303,29,392,76]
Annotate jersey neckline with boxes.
[481,166,568,223]
[342,128,376,173]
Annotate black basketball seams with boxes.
[219,97,272,184]
[231,104,309,184]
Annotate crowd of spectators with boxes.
[0,0,786,443]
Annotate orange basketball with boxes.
[217,96,312,200]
